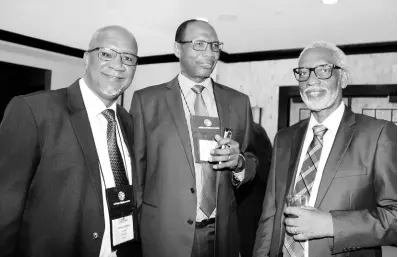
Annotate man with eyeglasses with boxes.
[0,25,142,257]
[130,19,257,257]
[253,41,396,257]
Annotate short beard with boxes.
[300,89,339,112]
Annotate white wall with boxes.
[0,40,84,89]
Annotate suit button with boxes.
[93,232,99,239]
[190,188,195,193]
[187,219,194,225]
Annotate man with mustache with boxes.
[253,41,396,257]
[130,19,257,257]
[0,25,142,257]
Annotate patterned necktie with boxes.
[102,109,129,187]
[192,84,216,217]
[283,124,328,257]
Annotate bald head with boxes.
[83,25,138,107]
[89,25,138,52]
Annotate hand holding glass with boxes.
[286,194,309,207]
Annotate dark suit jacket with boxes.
[236,122,272,257]
[0,81,140,257]
[130,76,258,257]
[253,107,397,257]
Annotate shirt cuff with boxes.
[233,169,245,182]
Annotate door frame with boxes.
[278,84,397,131]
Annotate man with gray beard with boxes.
[253,41,396,257]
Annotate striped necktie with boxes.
[192,84,216,217]
[283,124,328,257]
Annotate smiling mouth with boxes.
[306,90,326,97]
[199,63,214,69]
[102,73,125,80]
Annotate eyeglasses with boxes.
[293,64,342,82]
[87,47,139,66]
[177,39,223,52]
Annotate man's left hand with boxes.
[284,207,334,240]
[209,134,240,170]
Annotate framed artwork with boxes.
[252,107,262,124]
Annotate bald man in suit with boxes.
[130,19,257,257]
[0,25,142,257]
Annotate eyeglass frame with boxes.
[176,39,224,52]
[293,64,342,82]
[86,47,139,66]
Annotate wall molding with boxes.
[1,29,396,65]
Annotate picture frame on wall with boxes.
[252,107,262,124]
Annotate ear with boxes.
[83,52,90,70]
[174,42,181,59]
[339,70,348,89]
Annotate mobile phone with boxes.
[219,128,232,164]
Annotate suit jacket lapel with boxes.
[165,77,195,178]
[67,80,104,215]
[213,81,230,134]
[116,106,134,160]
[283,121,308,200]
[315,108,356,207]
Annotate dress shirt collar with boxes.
[308,101,345,134]
[79,78,117,119]
[177,73,213,97]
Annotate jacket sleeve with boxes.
[330,122,397,253]
[129,91,147,209]
[0,97,40,256]
[252,133,279,257]
[236,95,258,186]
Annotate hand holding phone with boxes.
[219,128,232,164]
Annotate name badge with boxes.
[190,115,220,163]
[105,184,138,250]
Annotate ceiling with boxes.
[1,0,396,57]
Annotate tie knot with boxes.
[313,124,328,139]
[191,85,205,94]
[102,109,116,123]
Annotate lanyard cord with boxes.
[178,84,193,116]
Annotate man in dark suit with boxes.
[253,41,396,257]
[236,122,272,257]
[130,19,257,257]
[0,25,141,257]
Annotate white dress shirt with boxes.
[293,101,345,257]
[79,79,132,257]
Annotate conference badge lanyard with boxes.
[98,136,138,252]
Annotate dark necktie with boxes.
[191,85,216,217]
[102,109,129,187]
[283,124,328,257]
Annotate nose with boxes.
[108,54,126,71]
[306,70,320,86]
[202,44,218,59]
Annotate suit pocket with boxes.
[334,167,367,178]
[142,201,158,209]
